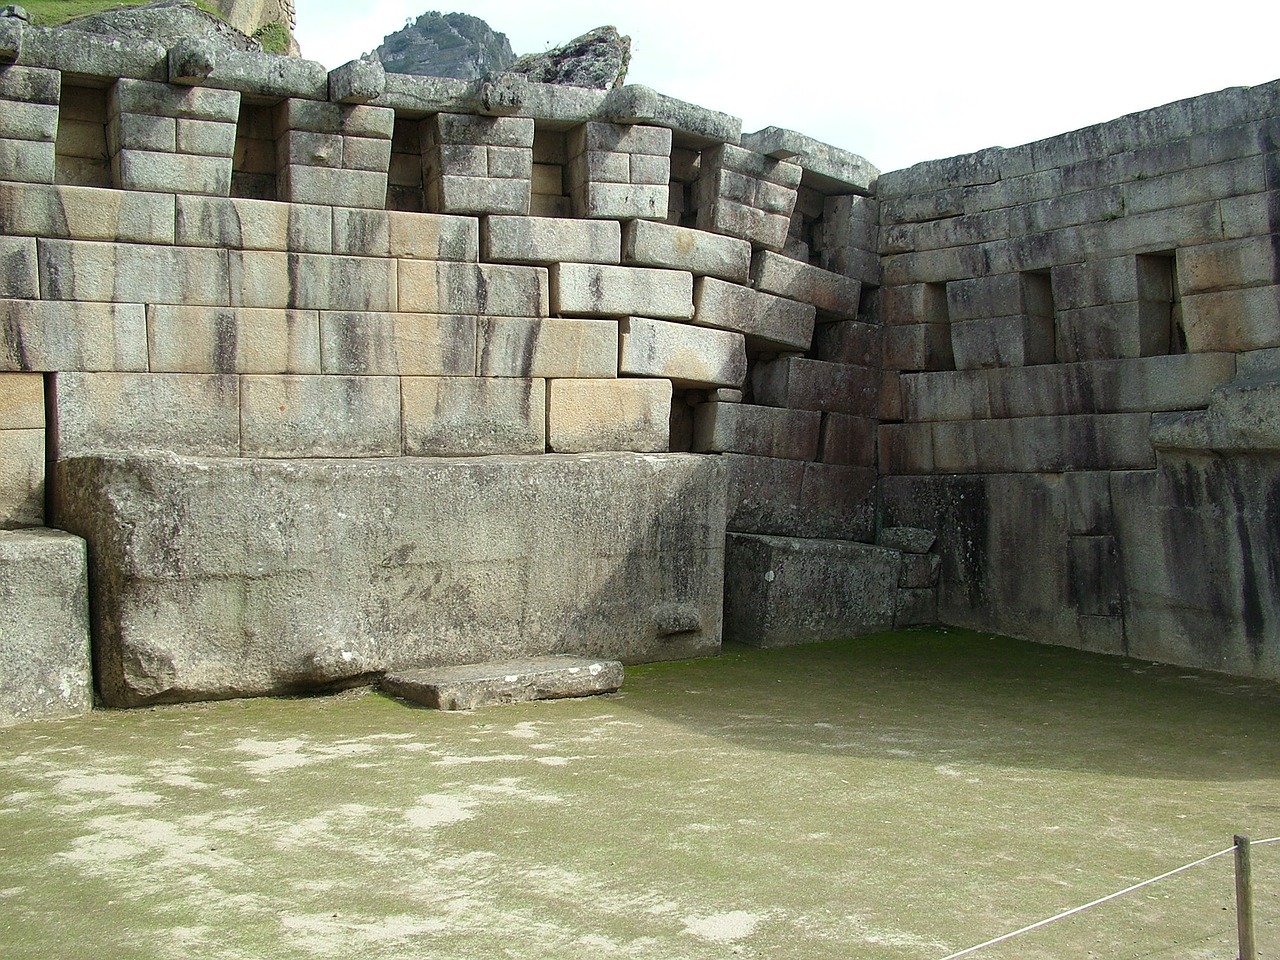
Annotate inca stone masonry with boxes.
[1,20,1277,721]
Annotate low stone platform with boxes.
[381,656,624,710]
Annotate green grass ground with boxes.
[2,628,1278,959]
[23,1,222,29]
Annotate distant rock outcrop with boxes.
[508,25,630,90]
[367,11,514,80]
[59,0,261,53]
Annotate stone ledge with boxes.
[381,656,623,710]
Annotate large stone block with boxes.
[547,378,671,453]
[882,323,953,372]
[0,182,175,244]
[1,236,38,299]
[752,357,879,416]
[946,273,1052,322]
[279,165,389,209]
[618,317,745,388]
[723,533,899,647]
[112,149,232,197]
[0,428,43,527]
[175,196,332,254]
[902,369,992,422]
[879,282,949,326]
[692,402,820,460]
[1176,238,1279,296]
[811,320,882,368]
[696,197,791,252]
[0,528,92,723]
[478,317,617,378]
[750,251,862,319]
[621,219,751,282]
[482,215,621,265]
[148,306,321,374]
[720,453,874,541]
[818,413,876,466]
[1,300,147,372]
[240,375,401,458]
[399,261,549,317]
[320,312,476,376]
[1056,301,1172,361]
[51,372,240,459]
[550,262,693,320]
[54,451,727,704]
[38,239,230,305]
[1180,286,1280,352]
[382,656,623,710]
[951,315,1056,369]
[0,136,54,184]
[1050,255,1173,310]
[231,251,397,312]
[109,78,240,122]
[332,208,478,261]
[692,276,815,351]
[402,376,546,455]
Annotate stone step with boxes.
[381,656,624,711]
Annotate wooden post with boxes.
[1235,835,1256,960]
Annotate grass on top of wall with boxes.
[22,0,222,28]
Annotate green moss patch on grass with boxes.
[2,628,1278,959]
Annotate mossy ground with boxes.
[22,1,221,29]
[2,628,1278,959]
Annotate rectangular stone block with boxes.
[946,273,1052,322]
[818,412,876,466]
[332,208,477,261]
[176,118,237,158]
[1056,301,1172,361]
[0,373,43,429]
[811,320,882,368]
[341,135,394,172]
[0,182,174,244]
[277,129,343,168]
[619,316,746,388]
[0,528,92,723]
[878,422,934,475]
[1179,286,1280,353]
[428,113,534,148]
[568,122,672,157]
[279,165,388,209]
[54,451,725,704]
[0,428,43,527]
[930,413,1154,473]
[175,196,332,253]
[38,239,229,305]
[571,181,669,220]
[697,197,791,251]
[112,149,232,196]
[951,315,1056,369]
[110,78,240,122]
[1177,239,1279,296]
[0,100,58,142]
[230,251,397,312]
[692,402,820,460]
[902,369,992,422]
[883,323,954,372]
[383,656,624,711]
[107,113,177,153]
[750,250,862,319]
[320,312,476,376]
[0,136,55,184]
[879,283,949,326]
[752,357,879,416]
[51,372,240,458]
[399,261,549,317]
[483,216,621,265]
[718,453,873,541]
[621,219,751,282]
[1,236,38,299]
[550,262,693,320]
[0,65,60,105]
[478,316,617,378]
[692,276,815,351]
[275,99,395,139]
[1,300,148,372]
[426,174,531,215]
[147,306,321,374]
[547,378,671,453]
[1051,255,1173,309]
[705,143,802,187]
[402,376,545,456]
[240,374,401,457]
[724,533,898,647]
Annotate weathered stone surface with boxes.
[751,251,861,318]
[382,656,624,711]
[723,533,899,647]
[692,402,820,460]
[477,316,617,378]
[692,277,815,351]
[550,262,692,320]
[603,85,740,147]
[399,261,549,317]
[54,451,727,704]
[38,239,229,306]
[621,219,751,282]
[18,23,167,81]
[1,300,147,372]
[401,376,545,455]
[147,306,320,374]
[0,427,42,526]
[882,323,953,372]
[547,378,670,453]
[1055,301,1172,361]
[175,196,331,253]
[878,527,936,554]
[240,374,401,457]
[483,215,620,265]
[332,208,477,261]
[811,320,882,368]
[818,413,876,467]
[901,369,992,422]
[329,58,386,104]
[0,528,92,723]
[951,315,1055,370]
[320,312,475,376]
[1180,286,1280,352]
[930,413,1154,473]
[740,126,878,193]
[1150,375,1280,453]
[1176,238,1279,296]
[720,453,875,542]
[618,316,745,388]
[508,26,630,90]
[752,357,879,416]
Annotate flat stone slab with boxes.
[382,656,623,710]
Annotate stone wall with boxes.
[0,21,889,717]
[875,82,1280,677]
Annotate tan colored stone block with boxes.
[0,428,43,527]
[320,312,476,376]
[477,317,617,378]
[0,373,43,431]
[619,317,746,389]
[112,149,231,196]
[1176,238,1279,296]
[0,100,59,142]
[110,78,240,122]
[0,182,175,244]
[426,174,531,216]
[0,137,55,184]
[402,377,545,456]
[571,182,668,221]
[692,276,815,350]
[51,372,240,458]
[147,306,321,374]
[279,165,388,209]
[240,374,401,457]
[621,219,751,282]
[1181,286,1280,352]
[550,263,693,320]
[751,250,862,319]
[399,261,549,317]
[483,216,621,265]
[0,300,147,372]
[37,239,229,305]
[547,378,671,453]
[175,196,332,253]
[331,208,478,261]
[230,252,398,312]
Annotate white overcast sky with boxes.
[294,0,1280,174]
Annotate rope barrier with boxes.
[937,836,1280,960]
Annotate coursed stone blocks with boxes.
[550,262,693,320]
[547,378,672,453]
[621,219,751,282]
[720,453,875,541]
[753,357,880,416]
[478,317,617,378]
[0,528,92,723]
[147,306,320,374]
[483,215,621,265]
[692,402,820,460]
[175,196,332,253]
[402,376,546,456]
[399,261,549,317]
[750,251,861,319]
[332,208,478,261]
[692,276,815,351]
[618,317,745,389]
[320,312,476,376]
[1,300,147,372]
[240,374,401,457]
